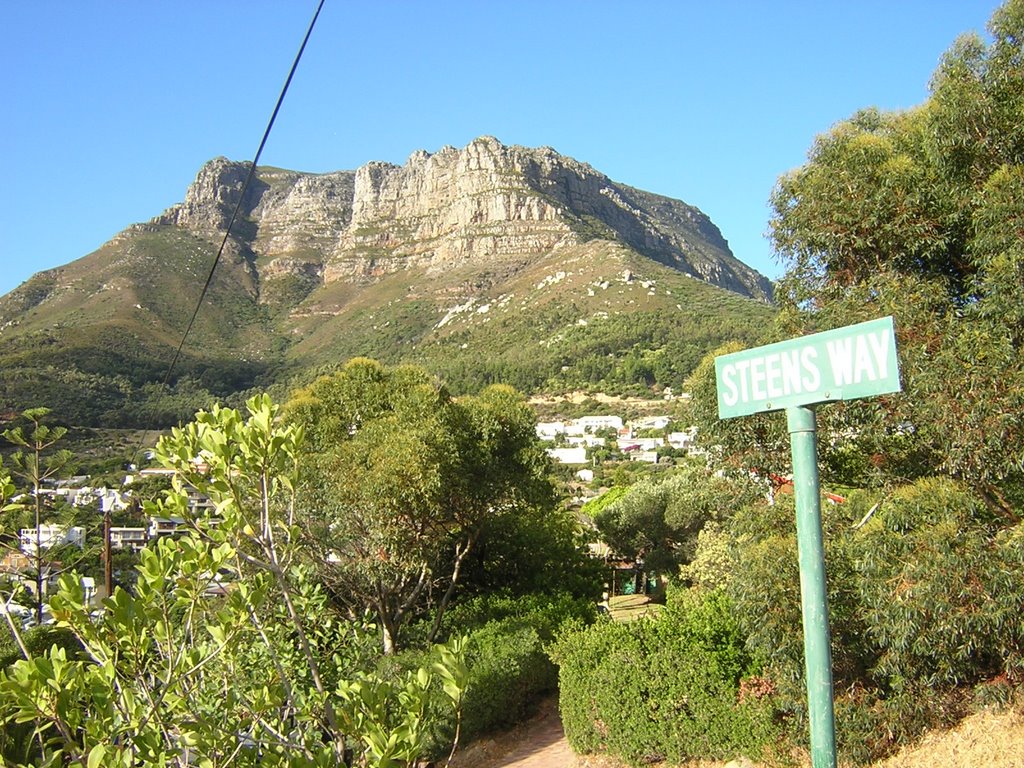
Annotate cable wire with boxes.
[130,0,325,468]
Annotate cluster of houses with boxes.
[1,469,214,605]
[1,416,703,616]
[536,414,699,470]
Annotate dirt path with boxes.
[450,696,1024,768]
[450,697,576,768]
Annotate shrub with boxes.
[437,591,597,642]
[387,591,596,758]
[726,477,1024,764]
[552,589,785,766]
[460,618,555,739]
[852,477,1024,688]
[0,628,78,765]
[0,624,83,670]
[728,494,869,694]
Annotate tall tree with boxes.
[707,0,1024,505]
[286,359,555,654]
[593,461,762,579]
[3,409,74,625]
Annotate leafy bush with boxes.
[594,464,762,578]
[726,478,1024,763]
[552,589,785,766]
[437,591,597,642]
[728,493,868,694]
[460,619,555,739]
[390,591,596,758]
[852,478,1024,688]
[0,624,83,670]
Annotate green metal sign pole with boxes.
[787,405,837,768]
[715,316,902,766]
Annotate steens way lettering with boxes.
[715,317,901,418]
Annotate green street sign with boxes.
[715,316,901,419]
[714,316,903,768]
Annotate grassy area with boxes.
[607,594,662,622]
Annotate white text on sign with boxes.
[714,317,901,418]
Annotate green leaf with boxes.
[87,744,107,768]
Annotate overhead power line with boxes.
[130,0,325,467]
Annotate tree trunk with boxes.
[381,616,397,656]
[428,532,477,645]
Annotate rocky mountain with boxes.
[155,136,771,301]
[0,137,775,427]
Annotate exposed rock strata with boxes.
[156,137,772,302]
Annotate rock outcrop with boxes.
[157,137,772,301]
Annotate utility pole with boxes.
[103,508,112,599]
[35,493,43,626]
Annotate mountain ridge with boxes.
[0,137,775,427]
[148,136,772,303]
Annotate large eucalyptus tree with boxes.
[692,0,1024,508]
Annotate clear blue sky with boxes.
[0,1,1003,299]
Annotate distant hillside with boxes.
[0,137,775,427]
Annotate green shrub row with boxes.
[384,590,596,758]
[551,590,786,766]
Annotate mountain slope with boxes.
[0,137,775,426]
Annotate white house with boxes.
[617,437,664,452]
[576,416,624,433]
[535,421,567,440]
[546,447,588,464]
[629,450,660,464]
[148,516,187,538]
[98,489,131,514]
[566,435,606,448]
[668,427,698,449]
[110,527,148,551]
[631,415,671,431]
[139,468,176,478]
[19,525,85,555]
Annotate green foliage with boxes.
[764,0,1024,499]
[0,395,469,767]
[854,478,1024,688]
[728,494,872,693]
[725,479,1024,763]
[437,591,597,644]
[459,619,553,739]
[336,665,441,768]
[579,485,629,518]
[594,462,762,577]
[392,591,595,757]
[453,500,604,603]
[552,589,784,766]
[832,682,965,766]
[0,625,81,670]
[286,359,559,654]
[0,360,260,429]
[679,521,734,591]
[732,7,1024,754]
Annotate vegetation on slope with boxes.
[0,235,773,429]
[551,4,1024,766]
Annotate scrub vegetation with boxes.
[3,1,1024,765]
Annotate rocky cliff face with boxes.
[157,137,772,302]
